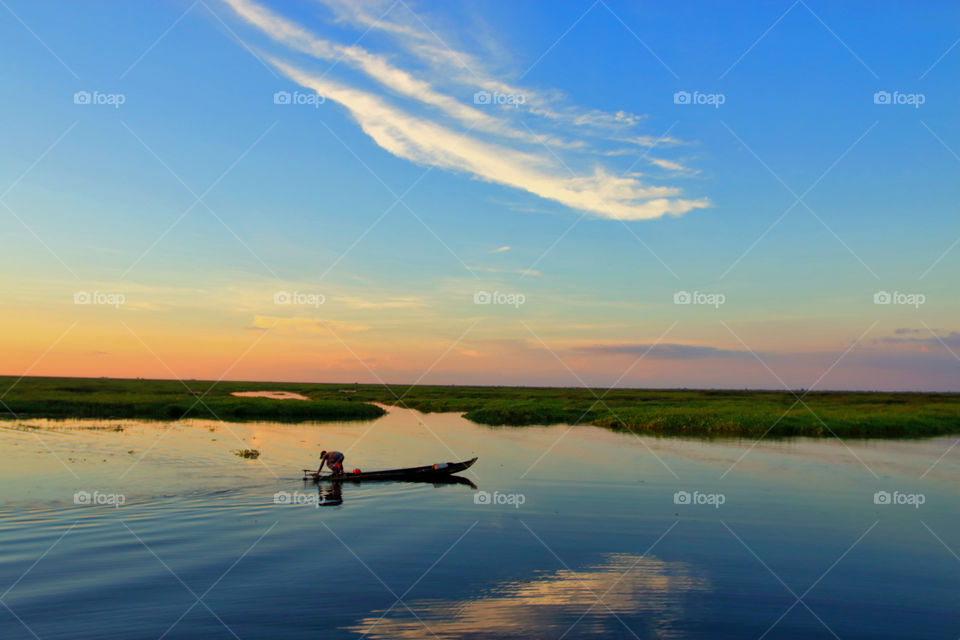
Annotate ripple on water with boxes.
[1,411,958,639]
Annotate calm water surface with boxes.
[1,406,957,639]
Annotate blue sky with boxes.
[1,0,958,389]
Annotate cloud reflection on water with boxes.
[349,552,709,639]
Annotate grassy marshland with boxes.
[0,376,957,438]
[0,377,385,422]
[355,385,960,438]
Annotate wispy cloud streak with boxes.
[220,0,709,220]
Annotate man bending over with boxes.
[317,450,345,476]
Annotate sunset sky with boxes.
[1,0,958,390]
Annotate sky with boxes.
[0,0,958,390]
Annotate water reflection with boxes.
[304,475,477,507]
[308,474,478,489]
[317,483,343,506]
[230,390,310,400]
[349,553,710,639]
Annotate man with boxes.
[317,450,345,476]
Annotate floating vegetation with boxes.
[234,449,261,459]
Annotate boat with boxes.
[303,457,478,482]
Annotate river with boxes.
[1,406,957,639]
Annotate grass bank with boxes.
[351,385,960,439]
[0,377,385,422]
[1,377,957,438]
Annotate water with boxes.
[1,407,957,639]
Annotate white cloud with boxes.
[274,59,707,220]
[221,0,709,220]
[468,266,541,276]
[309,0,663,142]
[649,157,688,172]
[490,245,511,253]
[253,315,369,332]
[222,0,582,149]
[333,296,420,309]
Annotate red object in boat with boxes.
[352,468,362,474]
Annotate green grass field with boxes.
[355,384,960,438]
[1,376,958,438]
[0,377,385,422]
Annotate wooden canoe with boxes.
[303,457,477,482]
